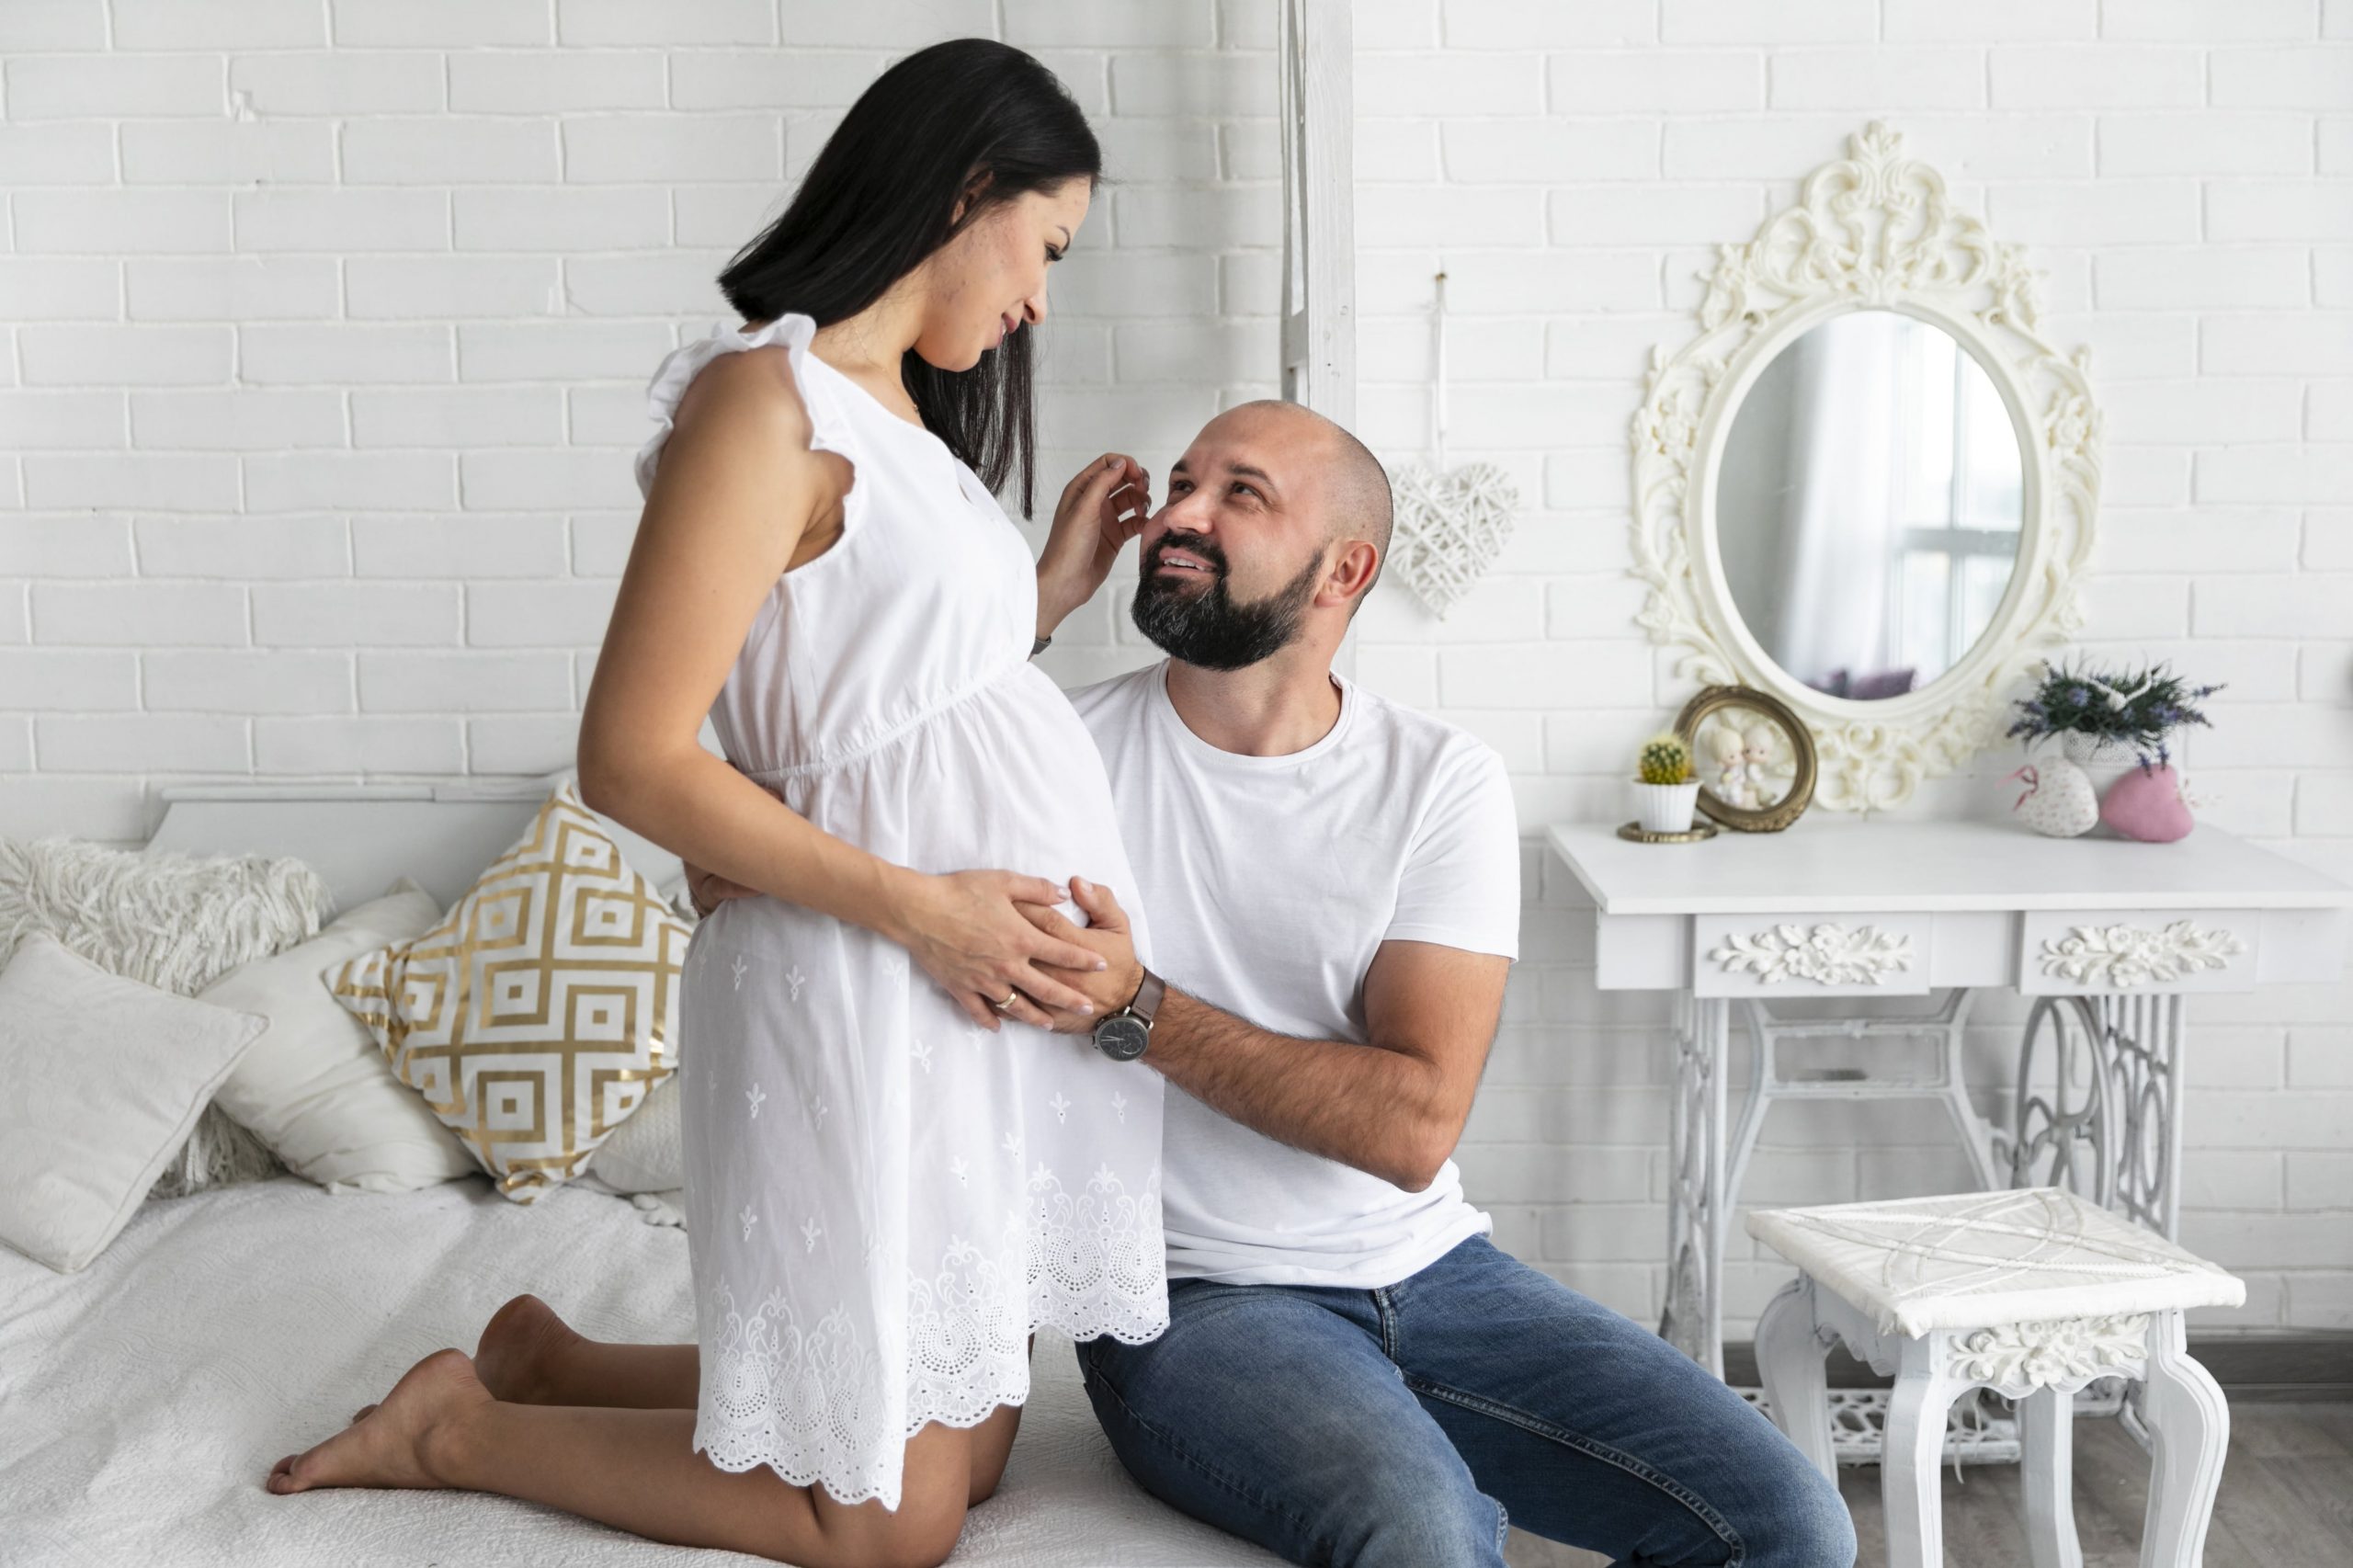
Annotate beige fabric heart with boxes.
[1389,459,1518,618]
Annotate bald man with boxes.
[695,403,1854,1567]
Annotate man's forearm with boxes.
[1143,987,1449,1191]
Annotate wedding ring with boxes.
[993,989,1018,1012]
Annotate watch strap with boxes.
[1128,967,1165,1025]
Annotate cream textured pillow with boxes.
[0,934,268,1272]
[201,879,478,1195]
[584,1074,683,1194]
[324,783,688,1204]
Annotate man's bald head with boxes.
[1227,399,1392,611]
[1133,400,1393,669]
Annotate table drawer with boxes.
[2017,907,2260,995]
[1692,911,1931,998]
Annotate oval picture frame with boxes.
[1675,684,1817,833]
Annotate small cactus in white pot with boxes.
[1631,731,1701,833]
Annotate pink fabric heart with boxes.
[2101,763,2195,843]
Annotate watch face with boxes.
[1093,1014,1150,1061]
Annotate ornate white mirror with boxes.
[1631,122,2102,812]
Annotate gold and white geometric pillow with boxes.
[324,781,689,1204]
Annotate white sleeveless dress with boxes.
[636,314,1168,1511]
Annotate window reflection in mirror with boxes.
[1716,310,2026,701]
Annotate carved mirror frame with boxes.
[1629,121,2102,812]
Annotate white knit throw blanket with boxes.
[0,835,333,1198]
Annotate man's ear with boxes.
[1323,538,1381,608]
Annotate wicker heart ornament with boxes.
[1386,269,1518,619]
[1389,460,1518,618]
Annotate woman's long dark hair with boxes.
[718,40,1101,520]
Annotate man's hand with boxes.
[1034,453,1152,641]
[1017,877,1145,1033]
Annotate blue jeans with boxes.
[1076,1233,1856,1568]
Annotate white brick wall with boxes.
[2,1,2347,1331]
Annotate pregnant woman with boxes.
[266,40,1169,1567]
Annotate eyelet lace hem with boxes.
[693,1164,1166,1511]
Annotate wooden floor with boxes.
[1503,1403,2353,1567]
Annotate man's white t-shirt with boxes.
[1065,659,1521,1290]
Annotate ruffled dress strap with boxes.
[632,313,863,517]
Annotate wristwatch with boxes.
[1091,966,1164,1062]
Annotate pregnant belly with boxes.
[779,669,1140,922]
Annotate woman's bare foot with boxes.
[267,1348,490,1494]
[472,1292,587,1405]
[348,1294,585,1423]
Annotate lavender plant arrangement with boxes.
[2004,658,2223,842]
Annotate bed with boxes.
[0,780,1279,1567]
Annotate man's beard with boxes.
[1130,531,1323,671]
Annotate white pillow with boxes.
[0,933,267,1273]
[0,834,331,1198]
[199,879,479,1195]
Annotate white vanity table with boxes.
[1545,815,2353,1387]
[1577,117,2353,1395]
[1553,119,2347,1477]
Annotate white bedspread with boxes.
[0,1176,1279,1568]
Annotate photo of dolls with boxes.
[1697,709,1797,811]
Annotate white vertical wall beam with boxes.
[1279,0,1355,428]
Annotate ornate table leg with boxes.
[2138,1312,2231,1568]
[1660,991,1729,1377]
[1881,1340,1968,1568]
[2021,1385,2086,1568]
[1755,1278,1837,1483]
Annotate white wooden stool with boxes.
[1745,1188,2245,1568]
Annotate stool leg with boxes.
[1881,1339,1961,1568]
[1756,1278,1836,1483]
[2138,1312,2229,1568]
[2020,1386,2084,1568]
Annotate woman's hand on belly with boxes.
[676,797,1112,1032]
[892,869,1113,1031]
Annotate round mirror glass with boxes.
[1715,310,2026,701]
